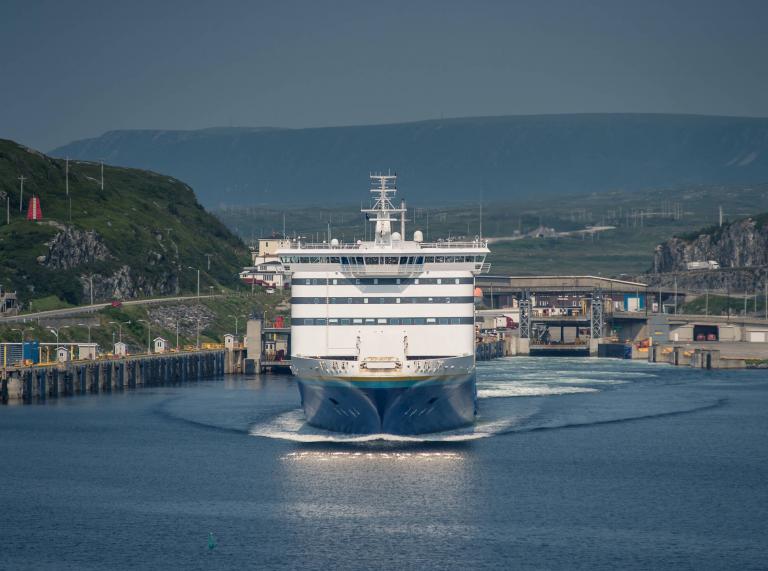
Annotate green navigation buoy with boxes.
[208,532,217,552]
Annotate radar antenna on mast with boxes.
[361,172,407,245]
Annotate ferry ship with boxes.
[277,174,490,434]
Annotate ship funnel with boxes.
[413,230,423,243]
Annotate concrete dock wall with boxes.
[1,350,225,403]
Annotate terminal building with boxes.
[239,237,291,289]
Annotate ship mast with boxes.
[362,172,406,245]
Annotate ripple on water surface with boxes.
[158,357,725,444]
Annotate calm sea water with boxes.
[1,358,767,570]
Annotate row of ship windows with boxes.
[296,277,474,286]
[293,317,474,326]
[292,296,474,304]
[281,256,485,265]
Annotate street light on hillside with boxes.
[78,323,100,343]
[228,314,247,336]
[188,266,200,298]
[108,320,131,343]
[138,319,151,354]
[11,327,29,343]
[48,326,69,356]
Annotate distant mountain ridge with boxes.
[50,114,768,207]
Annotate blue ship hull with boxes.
[296,374,477,435]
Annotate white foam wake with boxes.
[478,385,598,398]
[248,409,521,443]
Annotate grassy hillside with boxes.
[0,291,289,353]
[51,114,768,208]
[0,139,249,307]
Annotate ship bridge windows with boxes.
[286,255,483,266]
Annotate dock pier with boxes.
[1,350,225,403]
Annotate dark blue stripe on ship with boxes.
[293,317,474,326]
[296,374,477,435]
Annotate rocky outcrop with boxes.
[653,216,768,273]
[78,266,180,302]
[148,303,218,340]
[40,227,110,269]
[637,267,767,294]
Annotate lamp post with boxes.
[108,320,131,342]
[138,319,151,354]
[196,317,200,349]
[11,327,28,343]
[188,266,200,298]
[78,323,99,343]
[48,326,69,359]
[175,319,180,350]
[228,314,247,336]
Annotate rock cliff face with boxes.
[77,266,180,302]
[40,227,111,269]
[653,216,768,273]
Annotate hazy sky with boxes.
[2,0,767,151]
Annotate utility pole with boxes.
[85,274,95,305]
[65,157,69,195]
[705,287,709,316]
[100,161,104,191]
[188,266,200,298]
[139,319,151,354]
[674,277,678,315]
[17,175,25,212]
[0,191,8,224]
[719,205,723,227]
[205,254,212,270]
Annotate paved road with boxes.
[0,295,223,324]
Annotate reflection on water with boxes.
[283,450,463,462]
[249,408,521,442]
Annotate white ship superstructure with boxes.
[277,174,490,434]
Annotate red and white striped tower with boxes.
[26,196,43,220]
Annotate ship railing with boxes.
[287,240,489,250]
[418,241,489,249]
[338,264,425,276]
[480,262,492,273]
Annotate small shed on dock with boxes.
[114,341,127,357]
[153,337,168,354]
[79,343,98,360]
[57,347,70,363]
[224,334,236,350]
